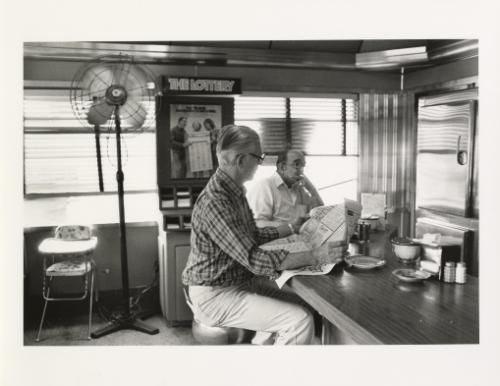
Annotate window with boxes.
[236,95,358,205]
[290,98,358,156]
[234,97,287,153]
[24,88,156,195]
[24,91,358,203]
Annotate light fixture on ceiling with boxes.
[355,46,428,70]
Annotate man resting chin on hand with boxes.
[246,149,323,230]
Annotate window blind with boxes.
[234,96,287,153]
[345,99,359,155]
[290,98,358,155]
[236,95,360,205]
[24,92,358,195]
[235,96,358,155]
[24,88,156,194]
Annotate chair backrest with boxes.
[55,225,92,241]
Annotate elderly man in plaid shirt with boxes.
[182,124,322,345]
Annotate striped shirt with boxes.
[182,168,289,286]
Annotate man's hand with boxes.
[290,217,307,233]
[279,241,348,271]
[276,219,306,237]
[300,175,315,192]
[279,250,318,270]
[276,223,296,238]
[294,174,324,207]
[291,174,314,191]
[317,241,348,264]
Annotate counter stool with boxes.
[35,225,98,342]
[182,288,255,345]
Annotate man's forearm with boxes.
[278,242,346,270]
[307,186,324,207]
[279,251,317,270]
[301,177,324,207]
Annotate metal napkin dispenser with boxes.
[418,242,461,281]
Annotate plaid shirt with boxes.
[182,169,289,286]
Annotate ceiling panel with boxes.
[157,39,460,54]
[168,40,270,50]
[25,40,476,72]
[269,40,362,53]
[358,39,428,52]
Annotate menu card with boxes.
[361,193,386,230]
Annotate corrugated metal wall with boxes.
[358,92,416,235]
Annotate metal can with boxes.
[358,222,371,241]
[359,241,370,255]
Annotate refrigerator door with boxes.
[416,101,475,217]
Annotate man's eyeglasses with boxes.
[288,160,306,169]
[247,153,266,165]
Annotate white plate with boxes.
[344,255,386,270]
[392,268,431,282]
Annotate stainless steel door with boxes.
[416,101,475,217]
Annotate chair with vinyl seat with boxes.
[35,225,98,342]
[182,287,255,345]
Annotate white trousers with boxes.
[189,278,315,345]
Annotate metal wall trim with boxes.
[359,92,416,235]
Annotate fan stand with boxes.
[93,123,104,192]
[91,105,159,338]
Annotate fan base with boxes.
[91,312,159,338]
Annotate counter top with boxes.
[287,230,479,345]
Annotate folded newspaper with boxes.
[261,198,362,288]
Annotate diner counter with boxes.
[287,229,479,345]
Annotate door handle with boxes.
[456,135,468,165]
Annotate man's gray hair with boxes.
[216,124,260,166]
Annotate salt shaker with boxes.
[443,262,456,283]
[455,262,467,284]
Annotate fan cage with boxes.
[69,55,159,133]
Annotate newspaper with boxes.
[304,198,361,246]
[260,198,362,288]
[274,263,337,289]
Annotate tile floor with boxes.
[25,312,197,346]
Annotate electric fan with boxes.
[69,54,159,338]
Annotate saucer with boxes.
[344,255,386,270]
[392,268,431,283]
